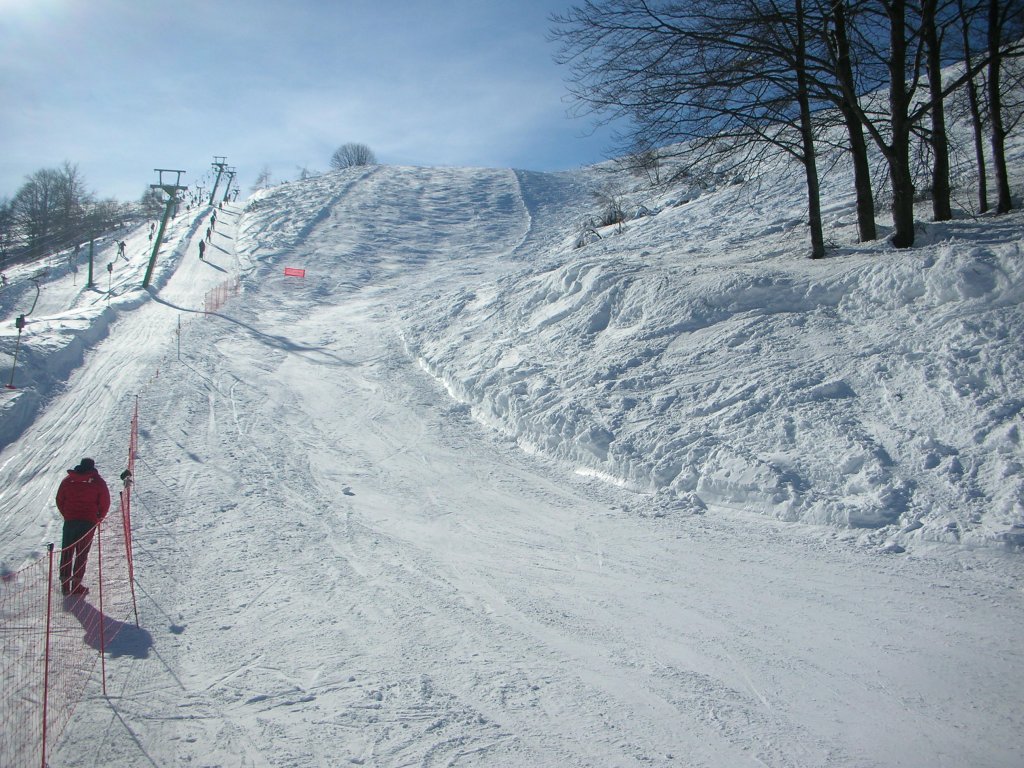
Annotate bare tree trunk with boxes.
[968,77,991,212]
[830,0,878,241]
[959,0,989,213]
[888,0,917,247]
[796,0,827,258]
[988,0,1013,213]
[922,0,953,221]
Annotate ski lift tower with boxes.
[143,169,187,288]
[221,167,237,204]
[209,156,228,205]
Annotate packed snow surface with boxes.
[1,156,1023,767]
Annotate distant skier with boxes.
[56,458,110,596]
[205,227,212,243]
[210,210,217,230]
[199,239,206,260]
[117,240,127,259]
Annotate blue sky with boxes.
[0,0,618,202]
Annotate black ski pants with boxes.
[59,520,96,594]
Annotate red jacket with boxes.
[56,469,111,524]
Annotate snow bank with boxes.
[0,210,205,449]
[404,165,1024,547]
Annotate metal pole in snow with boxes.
[87,238,95,288]
[97,523,107,697]
[41,543,55,768]
[6,315,25,389]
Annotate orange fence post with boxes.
[122,397,139,626]
[96,527,107,697]
[2,399,142,763]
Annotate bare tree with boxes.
[591,186,627,229]
[830,0,1022,240]
[921,0,955,221]
[10,165,87,257]
[0,198,14,266]
[554,0,1023,252]
[955,0,991,212]
[986,0,1024,212]
[330,143,377,170]
[251,166,273,191]
[140,187,166,216]
[84,198,126,236]
[55,162,91,245]
[864,0,919,247]
[617,148,663,187]
[818,0,880,242]
[552,0,832,258]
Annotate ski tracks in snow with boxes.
[48,168,1024,768]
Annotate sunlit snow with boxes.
[1,147,1023,766]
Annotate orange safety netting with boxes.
[1,399,139,767]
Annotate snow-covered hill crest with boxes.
[2,155,1022,555]
[2,157,1022,768]
[235,160,1024,549]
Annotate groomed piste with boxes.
[1,140,1023,766]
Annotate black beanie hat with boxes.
[77,458,96,472]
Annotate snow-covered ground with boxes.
[1,148,1023,767]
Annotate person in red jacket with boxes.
[55,458,110,596]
